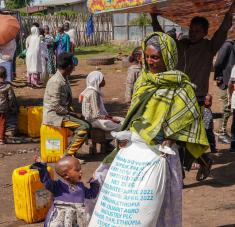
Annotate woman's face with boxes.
[99,78,105,87]
[144,45,166,73]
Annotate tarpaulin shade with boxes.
[0,15,20,45]
[87,0,235,38]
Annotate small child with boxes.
[203,94,217,153]
[32,155,100,227]
[0,66,17,144]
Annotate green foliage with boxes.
[55,10,78,17]
[75,43,136,60]
[31,12,44,16]
[5,0,31,9]
[129,13,151,26]
[20,11,27,16]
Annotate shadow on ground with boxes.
[184,151,235,188]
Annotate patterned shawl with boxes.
[103,32,208,164]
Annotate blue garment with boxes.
[35,162,100,227]
[86,14,94,37]
[55,33,71,56]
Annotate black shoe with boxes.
[218,134,231,144]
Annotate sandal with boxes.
[196,159,212,181]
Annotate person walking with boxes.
[214,40,235,144]
[26,26,42,88]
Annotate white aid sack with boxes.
[89,133,174,227]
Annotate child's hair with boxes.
[0,66,7,79]
[55,155,80,177]
[129,46,142,63]
[191,16,209,33]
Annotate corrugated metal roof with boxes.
[88,0,235,39]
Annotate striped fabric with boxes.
[122,32,209,158]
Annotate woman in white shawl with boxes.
[80,71,123,137]
[26,26,42,88]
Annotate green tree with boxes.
[5,0,31,9]
[129,13,151,26]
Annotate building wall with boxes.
[113,13,187,41]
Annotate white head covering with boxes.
[25,26,42,73]
[31,26,39,36]
[86,71,104,93]
[80,71,108,115]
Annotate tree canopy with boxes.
[5,0,32,9]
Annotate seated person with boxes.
[43,53,90,157]
[80,71,123,138]
[32,155,100,226]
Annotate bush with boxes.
[129,13,151,26]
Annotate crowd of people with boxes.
[25,22,76,88]
[1,1,235,226]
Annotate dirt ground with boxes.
[0,59,235,227]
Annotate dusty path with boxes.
[0,60,235,227]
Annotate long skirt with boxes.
[27,73,40,86]
[156,148,183,227]
[0,61,13,82]
[40,57,48,85]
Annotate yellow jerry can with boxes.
[12,165,54,224]
[40,124,68,163]
[28,106,43,138]
[17,106,43,138]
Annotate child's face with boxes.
[204,96,212,107]
[65,159,82,184]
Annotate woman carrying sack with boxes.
[91,32,209,227]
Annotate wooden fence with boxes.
[20,14,113,46]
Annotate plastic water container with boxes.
[12,165,54,223]
[18,106,43,138]
[40,124,68,163]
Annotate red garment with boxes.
[0,113,6,141]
